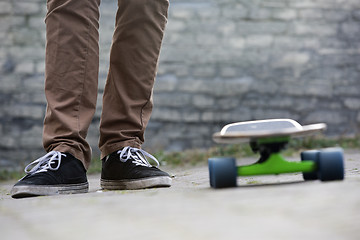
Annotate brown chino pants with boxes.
[43,0,169,169]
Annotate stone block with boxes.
[306,83,333,97]
[250,80,279,94]
[197,6,220,19]
[40,3,47,15]
[0,75,22,92]
[200,111,217,122]
[216,98,240,110]
[272,9,297,20]
[182,111,201,122]
[322,10,349,22]
[31,92,46,104]
[334,85,360,97]
[353,10,360,21]
[272,52,311,67]
[274,36,320,49]
[23,75,44,91]
[195,34,219,46]
[0,2,12,15]
[201,108,252,122]
[95,93,103,119]
[29,16,45,29]
[5,104,44,119]
[193,95,215,108]
[166,20,187,32]
[35,61,45,74]
[220,66,238,78]
[289,1,327,9]
[223,5,248,20]
[265,97,294,108]
[158,45,193,63]
[221,77,253,96]
[99,0,117,17]
[13,2,41,15]
[170,7,195,20]
[252,109,295,120]
[344,98,360,110]
[154,75,178,92]
[19,125,43,148]
[15,61,35,74]
[0,133,17,149]
[153,93,191,107]
[341,22,360,38]
[217,21,236,36]
[278,82,308,96]
[292,23,337,36]
[249,8,272,20]
[273,36,301,49]
[151,108,182,121]
[178,78,252,97]
[245,35,273,48]
[227,109,252,122]
[0,16,11,32]
[13,28,41,46]
[228,37,245,49]
[157,63,189,77]
[86,122,100,149]
[9,46,45,61]
[261,0,288,8]
[10,16,27,28]
[298,9,323,20]
[237,22,288,34]
[304,111,345,124]
[192,66,216,78]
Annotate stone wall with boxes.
[1,0,360,169]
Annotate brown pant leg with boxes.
[99,0,169,159]
[43,0,101,169]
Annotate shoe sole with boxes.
[10,182,89,199]
[100,176,172,190]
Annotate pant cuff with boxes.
[100,139,142,160]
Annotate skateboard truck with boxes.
[250,136,289,163]
[208,119,345,188]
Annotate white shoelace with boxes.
[23,151,66,176]
[117,147,159,167]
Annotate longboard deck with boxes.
[213,119,326,144]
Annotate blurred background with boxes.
[0,0,360,169]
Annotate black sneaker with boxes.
[101,147,172,190]
[11,151,89,198]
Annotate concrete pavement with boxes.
[1,150,359,240]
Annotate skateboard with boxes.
[208,119,345,188]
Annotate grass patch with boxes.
[0,169,24,182]
[87,157,102,175]
[1,136,359,181]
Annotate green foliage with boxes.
[87,158,102,175]
[0,169,24,182]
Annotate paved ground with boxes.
[1,150,359,240]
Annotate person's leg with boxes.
[99,0,169,158]
[11,0,101,198]
[43,0,101,170]
[99,0,171,190]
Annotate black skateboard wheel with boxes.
[301,150,320,181]
[208,157,237,188]
[318,148,344,181]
